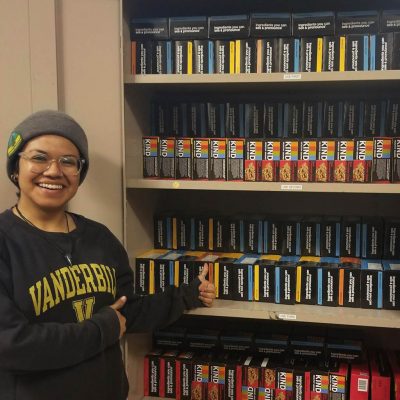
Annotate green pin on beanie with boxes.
[7,110,89,186]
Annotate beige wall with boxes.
[0,0,124,240]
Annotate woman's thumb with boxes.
[110,296,127,310]
[198,263,209,281]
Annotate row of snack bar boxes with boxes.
[135,250,400,309]
[154,214,397,259]
[144,349,399,400]
[143,137,400,183]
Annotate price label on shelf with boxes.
[283,73,302,80]
[281,184,303,191]
[277,313,297,321]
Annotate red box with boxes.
[386,351,400,400]
[334,139,354,183]
[316,139,336,182]
[261,139,280,182]
[370,351,391,400]
[207,360,226,400]
[176,352,195,400]
[353,138,373,183]
[297,139,317,182]
[280,139,298,182]
[144,349,163,397]
[349,362,369,400]
[245,139,264,181]
[160,350,179,398]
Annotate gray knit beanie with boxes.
[7,110,89,186]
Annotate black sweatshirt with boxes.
[0,209,202,400]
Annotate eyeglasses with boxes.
[18,151,85,176]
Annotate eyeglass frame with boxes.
[18,151,86,176]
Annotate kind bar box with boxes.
[372,137,392,183]
[320,217,341,257]
[225,102,244,138]
[339,258,361,307]
[261,139,280,182]
[275,365,294,399]
[209,15,250,39]
[298,139,317,182]
[309,363,329,400]
[169,16,208,40]
[360,260,383,309]
[384,218,400,259]
[209,138,227,180]
[206,102,225,137]
[278,37,300,72]
[176,352,195,400]
[153,212,174,249]
[372,33,394,71]
[173,41,192,74]
[226,216,242,252]
[292,12,335,37]
[316,139,336,182]
[349,362,369,400]
[392,137,400,182]
[326,332,363,362]
[245,139,263,182]
[343,100,362,138]
[341,217,361,258]
[176,214,191,250]
[144,349,163,397]
[280,140,298,182]
[363,100,386,137]
[300,36,323,72]
[353,138,373,183]
[175,138,192,179]
[135,249,169,295]
[159,350,179,398]
[253,255,280,303]
[159,138,175,178]
[361,217,383,259]
[152,40,173,74]
[210,216,227,252]
[250,13,291,38]
[284,102,302,139]
[383,260,400,309]
[174,251,207,286]
[191,353,211,400]
[328,362,348,400]
[275,260,297,304]
[207,357,227,400]
[143,137,159,178]
[296,260,320,305]
[227,138,245,181]
[334,139,354,183]
[264,219,282,255]
[193,138,210,180]
[336,11,379,35]
[318,260,340,306]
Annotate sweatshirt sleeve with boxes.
[0,257,120,373]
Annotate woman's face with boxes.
[16,134,81,212]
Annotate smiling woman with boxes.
[0,109,216,400]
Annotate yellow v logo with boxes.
[72,297,96,322]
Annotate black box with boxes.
[290,334,325,358]
[175,252,208,286]
[336,11,379,35]
[281,217,301,256]
[297,260,319,304]
[300,218,320,256]
[264,102,283,138]
[363,100,386,137]
[193,40,213,74]
[206,102,225,138]
[392,137,400,182]
[264,219,282,255]
[360,260,383,309]
[318,260,340,306]
[152,41,173,74]
[154,250,184,293]
[224,354,242,400]
[211,215,228,252]
[300,37,323,72]
[372,33,394,70]
[173,41,192,74]
[394,32,400,70]
[384,218,400,259]
[193,138,210,180]
[245,103,264,139]
[284,102,303,138]
[227,138,245,181]
[143,136,159,178]
[209,138,227,181]
[386,99,400,137]
[220,331,253,353]
[380,9,400,33]
[292,12,335,37]
[250,13,291,38]
[326,332,363,361]
[144,349,163,397]
[254,256,279,303]
[160,350,180,398]
[209,15,250,39]
[214,40,235,74]
[278,38,300,73]
[227,217,242,252]
[254,333,288,358]
[159,138,175,179]
[257,39,279,73]
[382,260,400,309]
[345,35,369,71]
[302,101,323,138]
[151,102,170,137]
[353,138,373,183]
[323,36,340,71]
[154,212,173,249]
[320,217,341,257]
[169,16,208,40]
[233,254,258,301]
[361,217,384,259]
[322,100,343,138]
[215,255,241,300]
[193,215,209,251]
[169,103,185,137]
[153,326,186,350]
[176,352,195,400]
[132,40,152,74]
[131,18,169,40]
[243,217,263,253]
[372,137,392,183]
[339,259,361,307]
[208,357,227,400]
[186,329,219,351]
[275,260,297,304]
[341,217,361,258]
[225,103,244,138]
[235,39,256,73]
[175,138,192,179]
[262,139,281,182]
[187,102,206,137]
[343,100,362,138]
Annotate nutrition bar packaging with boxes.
[227,138,245,181]
[175,138,193,179]
[382,260,400,309]
[360,260,383,309]
[159,138,176,179]
[250,13,291,38]
[253,255,280,303]
[372,137,392,183]
[143,136,159,178]
[193,138,210,180]
[169,16,208,40]
[353,138,373,183]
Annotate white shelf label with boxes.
[281,184,303,191]
[283,73,302,80]
[277,313,297,320]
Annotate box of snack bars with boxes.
[383,218,400,259]
[176,352,195,400]
[275,364,294,400]
[328,361,348,400]
[386,351,400,400]
[227,138,245,181]
[191,353,212,400]
[296,259,320,305]
[280,139,298,182]
[360,259,383,309]
[153,326,186,350]
[153,250,186,294]
[339,257,361,307]
[254,333,288,359]
[392,137,400,182]
[208,356,227,400]
[254,255,281,303]
[160,350,180,398]
[298,139,317,182]
[209,138,227,180]
[372,137,392,183]
[214,253,243,299]
[144,349,163,397]
[316,139,336,182]
[309,361,330,400]
[175,138,193,179]
[361,217,384,259]
[320,217,341,258]
[326,329,363,362]
[317,258,340,307]
[290,333,325,359]
[349,361,369,400]
[261,139,280,182]
[210,215,228,252]
[186,329,219,351]
[281,217,301,256]
[275,258,299,304]
[353,138,373,183]
[382,260,400,309]
[224,353,243,400]
[143,136,160,178]
[245,139,264,181]
[300,218,321,256]
[220,331,254,354]
[233,254,259,301]
[174,251,208,287]
[226,216,243,252]
[341,217,361,258]
[334,139,354,183]
[159,138,176,179]
[243,216,264,253]
[193,138,210,180]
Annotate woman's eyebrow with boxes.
[27,149,78,157]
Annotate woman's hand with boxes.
[197,264,216,307]
[110,296,127,338]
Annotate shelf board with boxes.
[186,300,400,329]
[124,70,400,85]
[126,179,400,194]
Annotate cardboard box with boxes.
[153,326,186,350]
[151,102,169,137]
[254,333,288,358]
[154,250,185,293]
[173,41,192,74]
[206,103,225,138]
[296,260,320,304]
[144,349,163,397]
[159,138,176,178]
[193,215,210,251]
[257,38,279,73]
[235,39,257,73]
[132,40,152,74]
[253,256,280,303]
[322,100,343,138]
[225,103,244,138]
[175,138,193,179]
[386,351,400,400]
[300,37,323,72]
[320,217,341,258]
[169,16,208,40]
[244,104,264,139]
[193,138,210,180]
[280,140,299,182]
[232,254,258,301]
[345,35,369,71]
[309,363,330,400]
[209,138,227,180]
[349,362,369,400]
[300,218,321,256]
[316,139,336,182]
[336,11,379,35]
[214,253,243,299]
[176,352,195,400]
[363,100,386,137]
[281,217,301,256]
[343,100,362,138]
[220,331,253,353]
[318,260,340,307]
[392,137,400,182]
[227,138,245,181]
[370,351,391,400]
[250,13,291,38]
[143,137,159,178]
[372,33,394,71]
[302,102,323,138]
[245,139,264,182]
[176,214,191,250]
[360,260,383,309]
[386,99,400,137]
[372,137,392,183]
[261,139,281,182]
[361,217,384,259]
[130,18,169,40]
[323,36,340,72]
[160,350,179,398]
[174,251,209,286]
[334,139,354,183]
[275,365,294,399]
[353,138,373,183]
[186,329,219,351]
[328,362,348,400]
[292,12,335,37]
[341,217,361,257]
[284,103,303,139]
[278,37,300,73]
[186,102,206,137]
[264,219,282,255]
[380,9,400,33]
[224,354,242,400]
[192,354,212,400]
[208,358,227,400]
[193,40,214,74]
[209,15,250,39]
[210,216,227,252]
[214,40,235,74]
[382,260,400,309]
[153,212,175,249]
[243,217,263,253]
[383,218,400,259]
[264,103,283,138]
[326,335,363,362]
[275,260,298,304]
[151,41,172,74]
[339,258,361,307]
